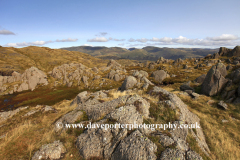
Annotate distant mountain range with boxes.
[61,46,219,60]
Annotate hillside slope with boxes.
[0,46,107,75]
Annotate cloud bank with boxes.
[0,29,15,35]
[126,34,239,47]
[4,38,78,47]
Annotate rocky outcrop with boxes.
[0,106,28,123]
[151,70,167,83]
[21,67,48,91]
[0,67,48,95]
[201,63,228,96]
[106,69,125,81]
[227,46,240,57]
[152,87,210,156]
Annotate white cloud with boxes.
[109,37,125,41]
[87,37,108,42]
[4,41,50,47]
[206,34,239,41]
[56,38,78,42]
[118,43,125,46]
[0,29,15,35]
[151,37,172,43]
[4,38,77,47]
[82,44,93,47]
[128,38,148,43]
[136,38,148,43]
[128,34,239,47]
[173,36,193,44]
[128,38,136,42]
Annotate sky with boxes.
[0,0,239,49]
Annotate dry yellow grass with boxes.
[179,94,240,160]
[0,100,83,160]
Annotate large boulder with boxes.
[151,70,167,83]
[120,76,137,91]
[111,130,157,160]
[201,63,228,96]
[21,67,48,91]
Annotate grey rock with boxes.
[105,104,143,126]
[112,130,157,160]
[32,140,66,160]
[142,83,149,90]
[0,106,28,123]
[151,70,167,83]
[55,110,83,132]
[23,109,39,117]
[152,87,210,156]
[194,74,206,84]
[82,76,89,86]
[141,76,154,85]
[218,101,228,110]
[226,65,233,70]
[159,135,175,147]
[120,76,137,91]
[77,95,128,121]
[201,63,228,96]
[139,70,148,77]
[125,94,150,118]
[186,150,203,160]
[41,105,56,113]
[231,68,240,83]
[180,84,194,92]
[70,91,88,106]
[160,148,185,160]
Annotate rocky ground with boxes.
[0,46,240,160]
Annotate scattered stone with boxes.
[217,101,228,110]
[32,140,66,160]
[70,91,88,106]
[41,105,56,113]
[186,150,203,160]
[23,109,39,117]
[159,135,175,147]
[221,119,229,123]
[180,82,195,92]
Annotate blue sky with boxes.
[0,0,239,49]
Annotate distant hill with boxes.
[61,46,218,61]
